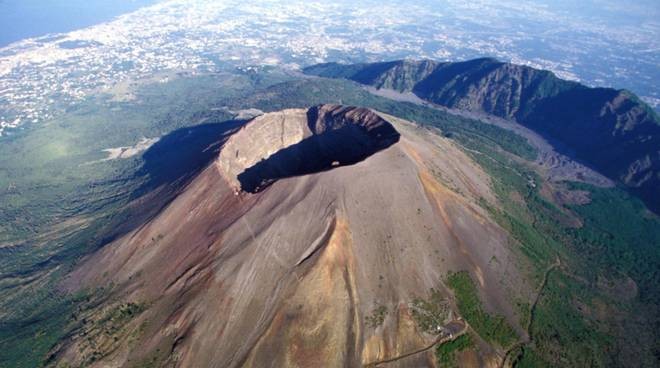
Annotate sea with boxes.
[0,0,159,48]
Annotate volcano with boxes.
[56,104,529,367]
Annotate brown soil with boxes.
[57,106,530,368]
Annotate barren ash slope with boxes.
[53,104,532,367]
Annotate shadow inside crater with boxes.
[237,122,400,193]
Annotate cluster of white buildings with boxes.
[0,0,656,136]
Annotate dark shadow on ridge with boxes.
[98,119,246,247]
[237,122,400,193]
[133,119,245,198]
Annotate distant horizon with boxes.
[0,0,158,48]
[0,0,658,137]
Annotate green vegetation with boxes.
[435,334,473,368]
[0,288,92,368]
[410,288,450,333]
[519,271,610,367]
[365,305,388,328]
[565,183,660,304]
[513,347,548,368]
[0,71,279,367]
[0,72,538,366]
[466,135,660,366]
[446,271,517,347]
[0,72,257,245]
[1,68,657,367]
[72,302,147,366]
[99,302,146,330]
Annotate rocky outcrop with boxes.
[304,59,660,212]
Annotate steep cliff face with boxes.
[354,60,439,92]
[55,105,528,367]
[523,88,660,201]
[304,59,660,212]
[412,59,570,119]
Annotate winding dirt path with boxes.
[363,320,468,367]
[498,257,561,368]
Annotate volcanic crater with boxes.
[59,104,528,368]
[218,104,401,192]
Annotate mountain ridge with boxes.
[304,58,660,212]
